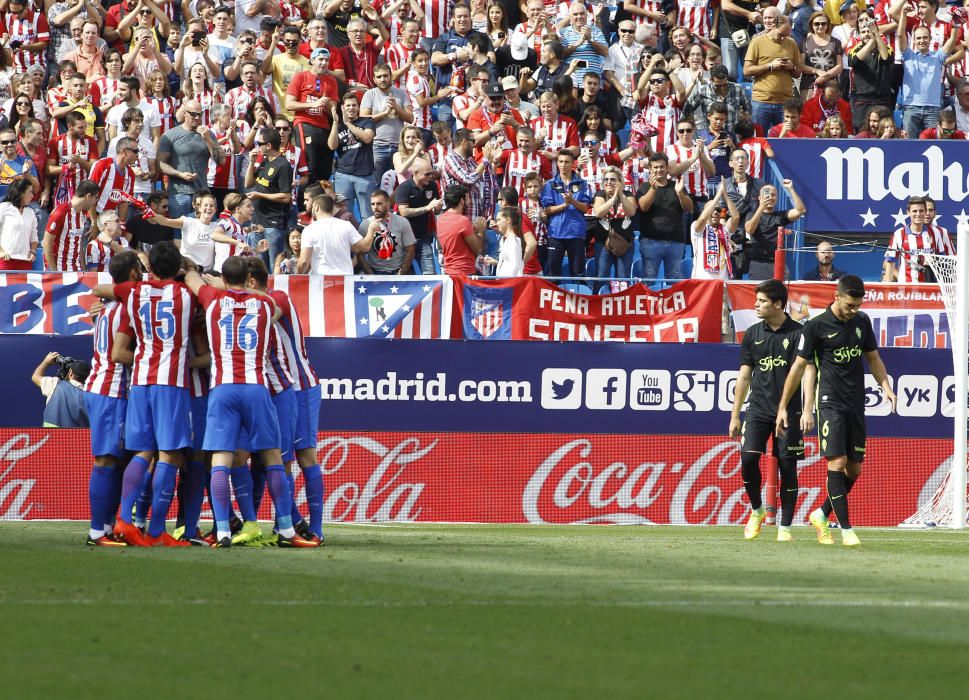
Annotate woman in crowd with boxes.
[392,126,427,185]
[470,0,489,33]
[579,106,620,157]
[214,193,266,271]
[591,165,637,287]
[124,27,175,90]
[6,96,36,135]
[486,1,510,50]
[143,68,179,136]
[0,179,38,271]
[801,11,843,95]
[177,62,218,127]
[207,104,243,212]
[674,44,709,98]
[275,229,302,275]
[241,96,276,154]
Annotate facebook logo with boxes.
[896,375,938,418]
[585,369,628,410]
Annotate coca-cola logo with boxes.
[522,438,827,525]
[0,433,48,519]
[316,436,431,522]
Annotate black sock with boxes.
[741,452,763,511]
[826,471,851,529]
[778,458,799,527]
[821,474,856,517]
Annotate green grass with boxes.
[2,523,968,699]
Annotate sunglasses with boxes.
[275,126,291,131]
[186,110,202,118]
[582,140,598,146]
[256,142,267,146]
[0,140,15,145]
[812,22,829,27]
[649,78,666,85]
[619,28,634,34]
[677,128,694,133]
[139,9,151,14]
[284,39,300,45]
[239,38,255,44]
[124,147,139,154]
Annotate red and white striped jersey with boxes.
[198,285,274,387]
[4,9,49,72]
[188,315,209,399]
[626,0,663,31]
[269,287,318,391]
[115,280,195,388]
[423,0,450,40]
[513,21,551,54]
[641,93,681,153]
[145,95,179,135]
[502,149,550,199]
[875,0,918,52]
[45,203,89,272]
[46,85,68,115]
[191,89,217,127]
[885,225,938,283]
[577,157,615,192]
[622,154,650,190]
[90,77,123,112]
[213,215,249,272]
[677,0,712,38]
[87,235,131,272]
[912,18,956,52]
[740,137,769,179]
[264,290,297,395]
[225,85,279,121]
[530,115,579,154]
[84,300,130,399]
[931,224,956,256]
[405,69,433,129]
[89,156,135,212]
[665,143,707,197]
[428,142,452,174]
[386,42,417,85]
[520,197,547,246]
[452,92,475,130]
[207,123,240,190]
[49,133,99,206]
[282,143,308,202]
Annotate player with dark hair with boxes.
[776,275,897,546]
[730,279,814,541]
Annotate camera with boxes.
[192,30,206,45]
[54,355,81,380]
[9,39,22,50]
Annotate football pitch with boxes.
[2,523,967,699]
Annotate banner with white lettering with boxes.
[768,138,969,232]
[726,281,950,348]
[451,277,724,342]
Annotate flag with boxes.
[461,283,513,340]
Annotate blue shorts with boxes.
[190,394,208,452]
[247,388,297,462]
[84,392,127,458]
[293,385,321,452]
[125,385,192,452]
[203,384,280,453]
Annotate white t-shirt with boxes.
[107,133,156,194]
[495,234,524,278]
[106,100,162,141]
[301,217,362,275]
[179,217,218,270]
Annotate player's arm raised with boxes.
[776,355,809,436]
[729,365,752,438]
[864,349,897,413]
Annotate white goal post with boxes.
[905,228,969,528]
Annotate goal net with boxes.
[902,234,969,528]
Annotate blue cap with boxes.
[311,47,330,60]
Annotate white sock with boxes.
[217,530,231,541]
[103,523,114,535]
[279,526,296,538]
[90,529,105,539]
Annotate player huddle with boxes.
[83,241,323,548]
[730,276,896,546]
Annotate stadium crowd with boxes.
[0,0,963,284]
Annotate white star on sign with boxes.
[422,285,431,292]
[859,208,879,227]
[381,325,390,333]
[390,285,399,294]
[357,285,367,294]
[891,208,909,228]
[359,317,367,325]
[402,304,411,312]
[953,209,969,229]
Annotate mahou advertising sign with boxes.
[1,430,948,527]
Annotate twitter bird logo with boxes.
[551,379,575,400]
[542,369,583,409]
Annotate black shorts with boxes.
[740,416,805,458]
[818,406,867,461]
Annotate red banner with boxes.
[0,430,947,527]
[452,277,724,342]
[726,281,949,348]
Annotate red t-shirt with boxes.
[287,70,339,130]
[437,210,477,276]
[766,123,817,138]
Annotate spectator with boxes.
[126,192,174,254]
[332,18,386,94]
[877,116,901,138]
[696,104,735,195]
[637,151,694,282]
[32,351,90,428]
[636,58,686,153]
[848,11,896,134]
[5,0,51,76]
[327,93,377,220]
[443,128,497,222]
[386,17,422,85]
[558,2,608,87]
[803,240,845,281]
[521,38,567,101]
[541,150,591,278]
[431,3,489,131]
[89,136,140,221]
[734,118,774,179]
[43,179,98,272]
[47,111,98,208]
[591,165,637,284]
[801,79,853,134]
[743,15,804,135]
[855,105,893,138]
[17,118,49,231]
[437,184,486,276]
[106,108,156,204]
[488,207,526,277]
[228,61,281,122]
[818,115,850,138]
[297,194,376,275]
[953,78,969,134]
[719,0,762,81]
[274,230,301,275]
[0,127,40,202]
[691,183,741,281]
[919,109,966,138]
[684,64,752,133]
[800,12,843,95]
[123,26,175,89]
[514,0,554,57]
[405,48,450,143]
[742,179,807,280]
[603,19,644,123]
[361,62,414,182]
[286,47,339,184]
[723,147,766,228]
[767,99,819,137]
[65,19,105,81]
[0,178,38,270]
[502,75,538,121]
[245,127,293,268]
[896,12,959,138]
[262,24,310,120]
[51,72,105,154]
[395,158,442,274]
[358,189,416,275]
[157,99,225,222]
[105,77,162,147]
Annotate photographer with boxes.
[32,352,91,428]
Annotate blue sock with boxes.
[181,461,205,539]
[265,465,293,532]
[107,465,123,528]
[251,465,266,514]
[230,466,258,522]
[146,462,178,538]
[118,456,150,525]
[88,466,114,534]
[134,470,153,527]
[302,465,324,538]
[210,466,231,536]
[287,470,303,525]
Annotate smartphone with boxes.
[575,60,588,69]
[192,30,206,45]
